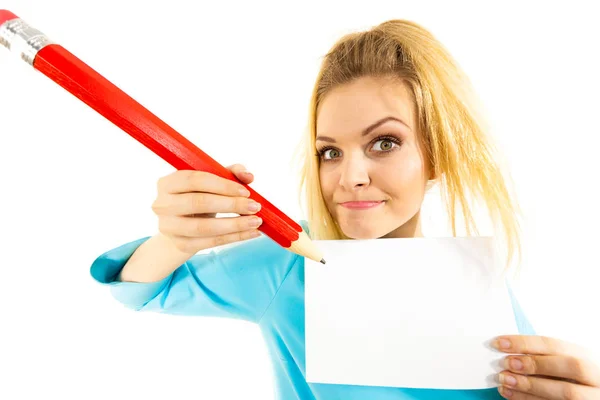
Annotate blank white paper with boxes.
[304,236,519,390]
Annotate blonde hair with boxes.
[297,19,522,269]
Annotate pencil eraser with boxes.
[0,10,18,25]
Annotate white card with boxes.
[304,236,518,390]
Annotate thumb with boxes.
[227,164,254,185]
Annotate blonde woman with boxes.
[91,19,600,399]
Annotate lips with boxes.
[339,201,385,210]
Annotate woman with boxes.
[90,19,600,399]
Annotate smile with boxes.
[339,201,385,210]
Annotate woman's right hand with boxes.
[151,164,263,256]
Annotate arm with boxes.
[506,284,536,335]
[89,233,300,323]
[117,232,198,283]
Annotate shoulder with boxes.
[300,219,310,234]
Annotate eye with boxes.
[371,138,398,152]
[319,147,342,161]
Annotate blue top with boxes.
[90,222,535,400]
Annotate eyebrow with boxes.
[315,116,410,143]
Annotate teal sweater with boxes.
[90,223,534,399]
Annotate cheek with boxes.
[319,167,336,200]
[377,152,427,196]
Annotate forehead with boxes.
[316,76,416,136]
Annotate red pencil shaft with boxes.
[0,9,303,247]
[33,44,302,246]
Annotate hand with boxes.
[151,164,263,255]
[492,335,600,399]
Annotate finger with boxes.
[497,386,543,399]
[503,354,600,387]
[227,164,254,185]
[170,228,262,253]
[154,193,261,216]
[498,371,600,400]
[492,335,586,358]
[159,214,263,238]
[158,170,250,197]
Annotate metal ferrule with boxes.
[0,17,53,66]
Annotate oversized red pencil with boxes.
[0,9,325,264]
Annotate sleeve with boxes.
[506,283,536,335]
[89,233,300,323]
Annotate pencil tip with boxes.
[320,258,326,264]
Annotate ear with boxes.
[425,164,438,191]
[425,179,438,191]
[426,159,437,181]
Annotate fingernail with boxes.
[499,386,513,397]
[509,358,523,371]
[248,201,261,212]
[499,373,517,387]
[493,338,511,350]
[250,230,261,238]
[239,188,250,197]
[248,217,262,228]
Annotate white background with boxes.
[1,1,598,399]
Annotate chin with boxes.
[337,219,395,240]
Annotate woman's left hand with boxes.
[492,335,600,399]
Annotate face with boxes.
[316,76,431,239]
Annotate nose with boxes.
[338,154,370,191]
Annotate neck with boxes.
[382,210,423,238]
